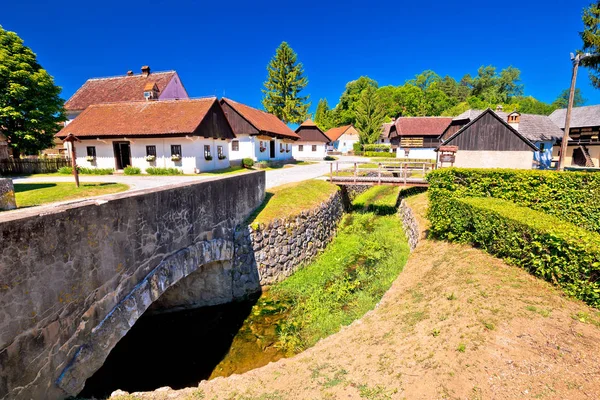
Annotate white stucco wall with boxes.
[228,135,294,162]
[228,134,254,162]
[293,142,327,159]
[396,148,437,161]
[336,134,360,154]
[71,137,230,174]
[453,150,533,169]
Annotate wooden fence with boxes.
[0,158,70,175]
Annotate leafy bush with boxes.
[427,168,600,233]
[353,142,362,153]
[323,155,337,161]
[146,167,183,175]
[123,166,141,175]
[255,161,269,169]
[242,158,254,168]
[58,166,114,175]
[365,151,395,158]
[428,196,600,307]
[354,151,364,156]
[363,144,391,152]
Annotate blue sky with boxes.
[2,0,599,113]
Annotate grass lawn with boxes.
[352,186,400,214]
[248,180,339,227]
[199,165,251,176]
[14,182,129,208]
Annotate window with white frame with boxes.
[312,145,317,152]
[232,140,239,151]
[299,144,304,151]
[171,145,181,157]
[204,145,212,159]
[217,145,225,159]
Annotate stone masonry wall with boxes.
[0,172,265,400]
[0,178,16,211]
[234,189,345,286]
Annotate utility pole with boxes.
[63,134,80,188]
[558,53,594,170]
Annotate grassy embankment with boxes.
[13,182,129,208]
[249,183,408,353]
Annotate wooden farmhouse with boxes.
[293,119,331,159]
[440,108,539,169]
[549,105,600,167]
[387,117,453,160]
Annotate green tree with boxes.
[0,25,65,156]
[334,76,378,125]
[407,70,441,90]
[581,1,600,88]
[377,85,404,118]
[314,98,335,131]
[262,42,310,124]
[470,65,523,104]
[552,88,587,109]
[354,86,386,144]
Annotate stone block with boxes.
[0,178,16,211]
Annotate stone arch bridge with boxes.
[0,172,265,399]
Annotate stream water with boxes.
[78,291,291,399]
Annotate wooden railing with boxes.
[328,161,435,186]
[0,158,70,176]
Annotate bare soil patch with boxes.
[121,193,600,400]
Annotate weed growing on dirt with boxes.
[457,343,466,352]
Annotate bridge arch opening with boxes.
[56,238,260,397]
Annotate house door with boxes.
[113,141,132,170]
[269,140,276,158]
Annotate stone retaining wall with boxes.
[398,198,420,251]
[234,189,345,286]
[0,178,16,211]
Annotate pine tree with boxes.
[262,42,310,124]
[0,25,65,156]
[581,1,600,88]
[314,98,333,131]
[355,86,386,144]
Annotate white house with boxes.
[220,98,299,163]
[64,66,189,125]
[293,119,330,159]
[57,98,235,174]
[325,125,360,154]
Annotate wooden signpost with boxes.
[437,146,458,168]
[63,134,80,188]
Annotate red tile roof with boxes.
[64,71,178,111]
[325,125,353,141]
[56,98,218,138]
[221,98,299,139]
[392,117,452,137]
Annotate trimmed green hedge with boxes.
[123,166,141,175]
[427,168,600,233]
[146,167,183,175]
[58,166,114,175]
[365,151,395,158]
[429,196,600,307]
[363,144,391,152]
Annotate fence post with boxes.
[330,162,333,182]
[378,163,381,185]
[354,162,357,184]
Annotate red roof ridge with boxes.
[221,98,299,139]
[86,70,177,81]
[85,97,216,108]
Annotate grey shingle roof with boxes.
[549,105,600,129]
[453,109,563,142]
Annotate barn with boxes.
[440,108,538,169]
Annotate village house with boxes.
[325,125,360,154]
[293,119,331,159]
[549,104,600,167]
[442,107,564,169]
[56,98,235,174]
[220,98,299,163]
[387,117,453,160]
[439,108,540,169]
[64,66,189,124]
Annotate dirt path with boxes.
[121,193,600,400]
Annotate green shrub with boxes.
[123,166,141,175]
[242,158,254,168]
[363,144,391,152]
[352,142,362,153]
[323,155,337,161]
[146,167,183,175]
[354,151,364,156]
[255,161,269,169]
[427,168,600,233]
[428,196,600,307]
[365,151,395,158]
[58,166,114,175]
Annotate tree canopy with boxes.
[0,25,65,156]
[262,42,310,124]
[581,1,600,88]
[354,86,386,144]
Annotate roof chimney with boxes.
[496,104,503,112]
[141,66,150,77]
[127,70,134,76]
[507,112,520,131]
